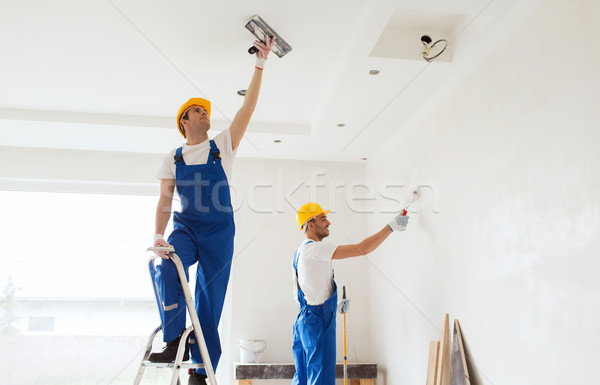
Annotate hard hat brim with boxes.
[300,209,331,230]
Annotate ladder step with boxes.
[142,360,205,369]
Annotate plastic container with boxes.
[239,339,267,363]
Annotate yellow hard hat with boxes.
[296,202,331,230]
[176,98,211,137]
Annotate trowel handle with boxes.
[248,46,259,54]
[343,286,346,300]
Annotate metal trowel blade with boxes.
[245,15,292,58]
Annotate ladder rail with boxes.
[135,253,217,385]
[166,252,218,385]
[134,325,162,385]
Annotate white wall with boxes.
[366,1,600,384]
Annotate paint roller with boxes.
[402,190,419,216]
[245,15,292,58]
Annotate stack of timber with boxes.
[426,316,483,385]
[426,313,450,385]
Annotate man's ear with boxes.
[179,120,187,138]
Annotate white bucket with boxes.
[239,339,267,363]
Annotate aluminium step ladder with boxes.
[134,248,218,385]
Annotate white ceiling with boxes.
[0,0,520,162]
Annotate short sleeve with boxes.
[214,129,237,156]
[212,129,236,181]
[307,242,338,262]
[156,149,176,180]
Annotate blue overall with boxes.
[155,140,235,375]
[292,242,338,385]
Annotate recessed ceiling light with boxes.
[337,123,345,127]
[237,89,247,96]
[273,139,282,143]
[369,70,380,75]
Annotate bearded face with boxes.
[307,214,330,240]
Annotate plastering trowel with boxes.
[245,15,292,58]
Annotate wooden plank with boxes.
[436,313,451,385]
[234,363,295,379]
[233,363,377,380]
[426,340,440,385]
[455,320,470,385]
[459,322,483,385]
[335,363,377,379]
[236,381,252,385]
[349,380,374,385]
[450,319,470,385]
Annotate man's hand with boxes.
[153,234,172,259]
[253,36,275,70]
[388,214,409,232]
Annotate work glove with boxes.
[387,213,409,232]
[153,234,171,258]
[253,36,274,70]
[338,299,350,314]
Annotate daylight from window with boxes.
[0,190,174,384]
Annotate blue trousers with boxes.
[155,218,234,375]
[292,289,338,385]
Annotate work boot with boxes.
[148,332,189,362]
[188,370,207,385]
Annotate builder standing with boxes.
[292,202,409,385]
[150,37,274,385]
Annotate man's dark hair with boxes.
[179,111,189,137]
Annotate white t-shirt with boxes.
[156,129,237,181]
[293,239,338,306]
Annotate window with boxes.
[0,190,175,384]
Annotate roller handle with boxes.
[402,209,408,216]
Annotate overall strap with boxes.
[173,147,184,164]
[292,250,301,291]
[208,140,221,163]
[293,240,314,291]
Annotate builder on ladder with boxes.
[150,37,275,385]
[291,203,409,385]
